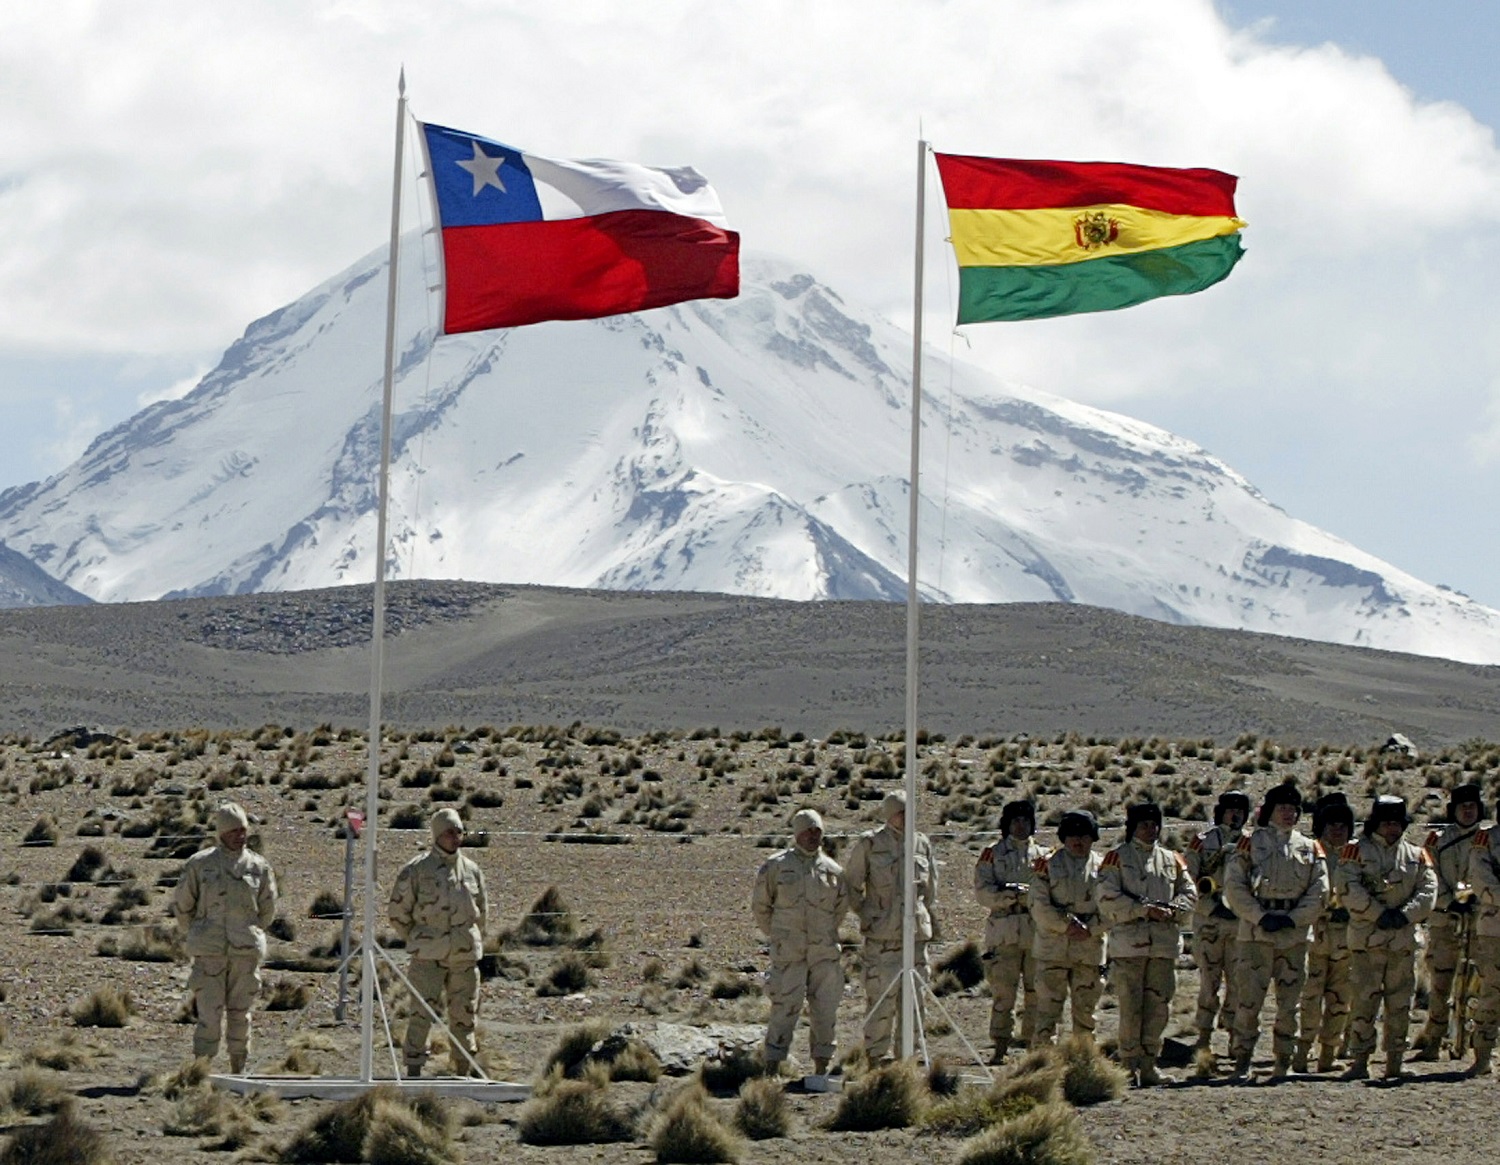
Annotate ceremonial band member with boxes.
[844,790,938,1061]
[1223,782,1327,1080]
[974,799,1044,1063]
[389,808,488,1077]
[1099,802,1196,1086]
[1413,783,1484,1060]
[1335,796,1437,1081]
[752,808,848,1075]
[1030,810,1106,1047]
[172,802,279,1073]
[1296,792,1355,1073]
[1185,790,1250,1056]
[1464,799,1500,1075]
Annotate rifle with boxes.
[1451,884,1479,1057]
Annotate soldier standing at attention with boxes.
[1222,782,1327,1080]
[1296,792,1356,1073]
[1336,796,1437,1081]
[1413,783,1485,1060]
[843,790,938,1062]
[1029,810,1106,1047]
[1184,790,1250,1058]
[389,807,488,1077]
[974,799,1044,1063]
[1464,798,1500,1075]
[751,808,848,1075]
[1099,802,1196,1086]
[172,802,279,1073]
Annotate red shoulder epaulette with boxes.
[978,846,995,863]
[1174,851,1188,870]
[1420,849,1435,868]
[1101,849,1122,868]
[1341,842,1361,861]
[1033,856,1050,874]
[1188,833,1205,852]
[1477,829,1492,850]
[1424,830,1441,851]
[1236,834,1253,853]
[1313,840,1326,858]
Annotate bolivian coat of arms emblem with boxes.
[1073,211,1120,250]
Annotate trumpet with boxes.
[1455,882,1477,907]
[1196,875,1220,897]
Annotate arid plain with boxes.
[1,582,1499,1163]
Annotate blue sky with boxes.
[2,0,1500,610]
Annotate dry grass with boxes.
[516,1068,636,1146]
[70,987,135,1028]
[732,1076,789,1140]
[5,1067,71,1116]
[954,1101,1095,1165]
[826,1059,926,1131]
[648,1083,742,1164]
[1055,1036,1129,1106]
[921,1088,1040,1137]
[0,1107,112,1165]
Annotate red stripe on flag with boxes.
[935,154,1238,217]
[440,210,740,334]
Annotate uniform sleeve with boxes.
[1221,839,1260,924]
[475,864,489,933]
[1471,832,1500,906]
[1289,844,1328,929]
[843,838,869,918]
[257,859,279,930]
[1337,845,1376,920]
[1404,850,1438,924]
[389,862,416,939]
[1029,856,1068,935]
[172,859,201,935]
[922,836,939,915]
[832,860,851,923]
[1167,853,1197,919]
[974,846,1011,911]
[1096,850,1141,925]
[751,860,776,936]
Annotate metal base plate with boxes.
[210,1074,532,1102]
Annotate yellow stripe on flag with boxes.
[948,204,1246,269]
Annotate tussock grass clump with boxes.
[516,1069,635,1146]
[308,890,345,919]
[921,1088,1039,1137]
[707,973,760,1000]
[933,940,986,993]
[25,1034,93,1072]
[537,952,593,996]
[279,1086,453,1164]
[23,815,61,846]
[6,1066,71,1115]
[0,1107,111,1165]
[648,1083,741,1164]
[164,1086,278,1149]
[732,1076,789,1140]
[540,1020,661,1082]
[516,885,576,946]
[541,1021,611,1079]
[954,1101,1095,1165]
[826,1059,926,1131]
[698,1047,765,1095]
[149,1058,210,1100]
[71,988,135,1028]
[1056,1035,1128,1106]
[264,978,313,1011]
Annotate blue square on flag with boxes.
[423,124,543,226]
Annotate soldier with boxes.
[843,789,938,1061]
[1099,802,1196,1086]
[1466,801,1500,1075]
[1030,809,1106,1047]
[1335,795,1437,1080]
[1413,783,1485,1060]
[1184,789,1250,1056]
[1296,792,1356,1073]
[1222,782,1327,1080]
[751,808,848,1075]
[171,802,279,1073]
[974,799,1044,1063]
[389,807,488,1077]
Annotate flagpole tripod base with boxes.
[209,1073,530,1102]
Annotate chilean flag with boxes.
[420,123,740,334]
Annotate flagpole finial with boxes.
[398,67,406,96]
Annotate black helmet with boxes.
[1364,795,1410,836]
[1213,790,1251,826]
[1311,792,1354,837]
[1000,799,1037,836]
[1448,783,1484,821]
[1057,809,1100,841]
[1256,781,1304,827]
[1125,802,1163,839]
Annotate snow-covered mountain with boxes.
[0,542,92,608]
[4,244,1500,663]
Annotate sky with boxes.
[2,0,1500,606]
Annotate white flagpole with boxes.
[901,138,927,1061]
[360,67,407,1083]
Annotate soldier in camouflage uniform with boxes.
[1222,782,1327,1080]
[1184,790,1250,1054]
[1336,796,1437,1080]
[1413,783,1484,1060]
[974,799,1045,1063]
[1464,801,1500,1075]
[1099,802,1196,1086]
[1030,810,1105,1047]
[1296,792,1355,1072]
[389,807,488,1077]
[752,808,849,1074]
[172,802,279,1073]
[844,790,938,1061]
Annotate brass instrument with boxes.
[1452,882,1479,1057]
[1196,875,1220,897]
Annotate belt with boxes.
[1002,904,1029,917]
[1258,898,1296,911]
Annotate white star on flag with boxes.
[455,140,507,197]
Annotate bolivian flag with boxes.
[934,154,1246,323]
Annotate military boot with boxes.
[1316,1044,1339,1073]
[1342,1053,1370,1080]
[1291,1043,1310,1074]
[1412,1027,1443,1062]
[1383,1051,1406,1081]
[1270,1054,1292,1080]
[1137,1062,1168,1087]
[1470,1042,1493,1077]
[229,1054,246,1075]
[1193,1030,1213,1052]
[1226,1052,1251,1081]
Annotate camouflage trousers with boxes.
[1422,914,1463,1031]
[1111,956,1176,1067]
[1191,917,1240,1037]
[982,944,1035,1048]
[1297,935,1351,1056]
[1031,957,1101,1046]
[1466,935,1500,1048]
[861,940,928,1059]
[1346,946,1416,1058]
[403,957,480,1072]
[1230,940,1306,1060]
[189,952,262,1069]
[764,957,843,1064]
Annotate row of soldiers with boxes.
[977,782,1500,1083]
